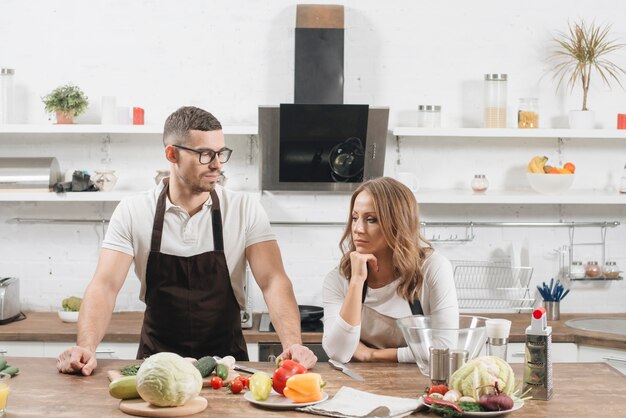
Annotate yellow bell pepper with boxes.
[283,372,325,403]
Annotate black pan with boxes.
[299,305,323,323]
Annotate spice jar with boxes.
[570,261,585,279]
[471,174,489,192]
[603,261,621,279]
[484,74,507,128]
[417,105,442,128]
[518,98,539,128]
[585,261,601,278]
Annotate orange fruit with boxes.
[548,168,560,174]
[564,162,575,173]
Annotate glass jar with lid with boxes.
[585,261,601,278]
[603,261,621,279]
[417,105,442,128]
[570,261,585,279]
[518,98,539,128]
[0,68,15,124]
[471,174,489,192]
[484,74,507,128]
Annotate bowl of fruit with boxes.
[526,156,575,194]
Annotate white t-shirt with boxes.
[322,251,459,363]
[102,182,275,308]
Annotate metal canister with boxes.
[449,349,469,378]
[429,347,450,386]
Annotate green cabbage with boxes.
[449,356,515,399]
[136,352,202,407]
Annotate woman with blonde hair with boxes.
[322,177,459,363]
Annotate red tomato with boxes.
[210,376,223,390]
[229,379,244,394]
[427,385,449,396]
[235,376,249,389]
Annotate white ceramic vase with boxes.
[568,110,595,129]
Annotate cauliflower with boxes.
[61,296,82,312]
[449,356,515,399]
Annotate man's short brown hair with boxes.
[163,106,222,146]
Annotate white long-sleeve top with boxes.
[322,251,459,363]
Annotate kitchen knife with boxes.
[233,364,262,374]
[328,359,365,381]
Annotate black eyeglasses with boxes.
[173,144,233,164]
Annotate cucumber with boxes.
[0,365,18,377]
[0,359,6,371]
[109,375,140,400]
[215,363,229,380]
[194,356,217,378]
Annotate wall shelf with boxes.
[1,189,624,204]
[0,191,139,202]
[393,127,626,139]
[569,276,623,281]
[0,124,257,135]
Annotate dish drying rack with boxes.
[451,260,535,312]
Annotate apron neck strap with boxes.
[209,189,224,251]
[150,179,169,252]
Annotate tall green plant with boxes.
[42,84,89,117]
[550,20,625,111]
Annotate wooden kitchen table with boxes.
[3,357,625,417]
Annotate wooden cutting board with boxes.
[107,370,213,388]
[119,397,208,417]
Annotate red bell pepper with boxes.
[272,359,307,395]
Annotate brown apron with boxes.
[359,281,423,349]
[137,180,248,360]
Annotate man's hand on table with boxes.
[56,346,98,376]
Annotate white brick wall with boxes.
[1,1,625,314]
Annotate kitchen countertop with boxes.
[2,312,626,349]
[2,357,625,417]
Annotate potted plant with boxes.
[549,20,625,129]
[42,83,89,124]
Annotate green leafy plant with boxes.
[42,83,89,117]
[550,20,625,111]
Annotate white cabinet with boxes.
[577,345,626,376]
[0,341,45,357]
[506,342,578,364]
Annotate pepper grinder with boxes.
[429,347,450,386]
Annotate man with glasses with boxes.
[57,106,317,375]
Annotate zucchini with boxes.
[215,363,229,380]
[194,356,217,378]
[109,375,140,400]
[0,365,18,377]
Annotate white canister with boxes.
[0,68,15,124]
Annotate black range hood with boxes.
[259,5,388,192]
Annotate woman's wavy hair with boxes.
[339,177,432,302]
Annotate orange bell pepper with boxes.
[283,373,325,403]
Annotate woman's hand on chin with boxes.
[349,251,378,285]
